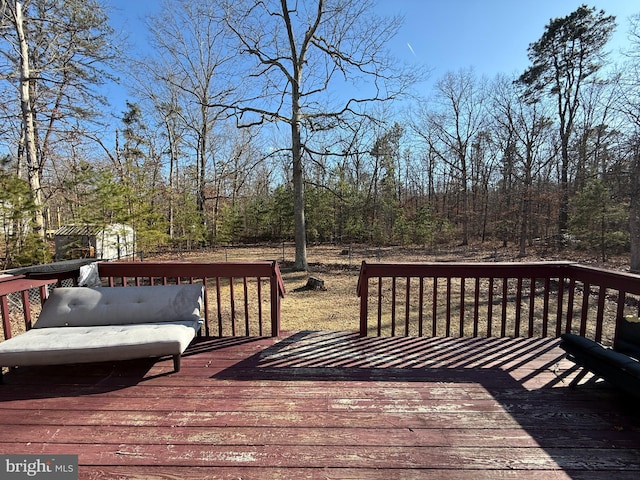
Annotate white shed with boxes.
[54,224,136,261]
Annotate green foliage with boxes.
[136,210,169,253]
[63,156,172,255]
[371,123,403,241]
[0,165,51,267]
[518,5,615,101]
[11,231,52,267]
[171,190,207,249]
[413,205,437,247]
[70,164,129,225]
[569,179,629,258]
[392,211,411,245]
[305,185,336,243]
[343,214,365,243]
[217,203,244,245]
[243,196,272,242]
[267,185,295,240]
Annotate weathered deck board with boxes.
[1,331,639,479]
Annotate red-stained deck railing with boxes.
[4,259,640,346]
[0,276,56,340]
[1,261,285,341]
[357,261,640,345]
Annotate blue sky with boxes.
[377,0,639,78]
[105,1,640,116]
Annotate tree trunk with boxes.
[15,1,45,239]
[460,165,469,246]
[198,104,208,236]
[630,143,640,273]
[559,137,569,238]
[166,120,176,239]
[291,112,308,271]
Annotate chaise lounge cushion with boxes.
[0,284,204,369]
[0,322,200,366]
[33,285,203,328]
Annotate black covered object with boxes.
[560,316,640,398]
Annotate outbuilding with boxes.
[54,223,135,261]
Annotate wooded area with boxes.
[1,1,639,271]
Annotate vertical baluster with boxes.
[566,278,576,333]
[459,277,465,337]
[230,277,236,336]
[1,295,11,340]
[391,277,397,337]
[579,282,590,337]
[432,277,438,337]
[615,291,626,346]
[39,285,48,305]
[445,277,452,337]
[501,278,508,337]
[377,277,383,336]
[595,286,606,343]
[21,290,32,331]
[542,277,550,337]
[257,277,263,337]
[515,277,523,337]
[528,277,536,338]
[405,277,411,336]
[556,276,565,337]
[243,277,250,336]
[216,277,223,336]
[201,277,209,337]
[487,277,494,337]
[418,277,424,337]
[473,277,480,337]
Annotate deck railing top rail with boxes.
[357,261,574,292]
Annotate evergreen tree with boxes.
[518,5,616,237]
[0,158,50,267]
[569,179,628,261]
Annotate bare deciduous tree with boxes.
[217,0,417,270]
[145,0,235,240]
[414,68,488,246]
[491,74,554,256]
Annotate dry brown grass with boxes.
[280,267,361,332]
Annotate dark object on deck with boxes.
[560,316,640,398]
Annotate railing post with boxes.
[270,261,282,337]
[358,261,369,336]
[1,295,11,340]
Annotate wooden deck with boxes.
[1,331,639,479]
